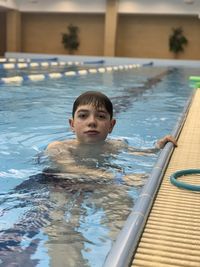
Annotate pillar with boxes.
[6,10,21,52]
[104,0,119,57]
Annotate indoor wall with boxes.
[116,14,200,60]
[21,13,105,56]
[11,11,200,60]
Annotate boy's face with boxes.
[69,104,116,144]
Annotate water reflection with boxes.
[0,171,142,267]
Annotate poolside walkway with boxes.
[131,88,200,267]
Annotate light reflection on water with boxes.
[0,65,197,266]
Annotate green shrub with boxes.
[62,24,80,54]
[169,27,188,55]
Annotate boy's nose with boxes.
[87,115,97,127]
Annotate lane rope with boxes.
[0,63,142,85]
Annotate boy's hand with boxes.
[156,135,177,149]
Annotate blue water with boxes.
[0,65,198,267]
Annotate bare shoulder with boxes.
[107,139,128,150]
[47,141,63,149]
[46,139,75,154]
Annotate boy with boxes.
[45,91,177,182]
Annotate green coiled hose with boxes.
[170,169,200,191]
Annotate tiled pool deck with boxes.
[132,88,200,267]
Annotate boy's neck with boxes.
[76,140,107,148]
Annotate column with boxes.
[6,10,21,52]
[104,0,119,57]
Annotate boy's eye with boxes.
[78,113,87,119]
[97,113,106,119]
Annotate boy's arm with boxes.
[127,135,177,155]
[155,135,177,149]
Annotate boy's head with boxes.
[69,91,116,144]
[72,91,113,119]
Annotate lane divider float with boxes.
[0,58,31,63]
[0,60,83,70]
[0,63,142,85]
[88,69,98,73]
[1,76,24,83]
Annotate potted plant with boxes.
[62,24,80,54]
[169,27,188,57]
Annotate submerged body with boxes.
[45,138,160,185]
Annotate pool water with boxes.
[0,65,197,267]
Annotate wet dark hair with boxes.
[72,91,113,119]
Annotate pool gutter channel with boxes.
[103,89,195,267]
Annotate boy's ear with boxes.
[69,118,75,131]
[109,119,116,133]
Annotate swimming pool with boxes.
[0,63,198,267]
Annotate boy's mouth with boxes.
[85,130,99,135]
